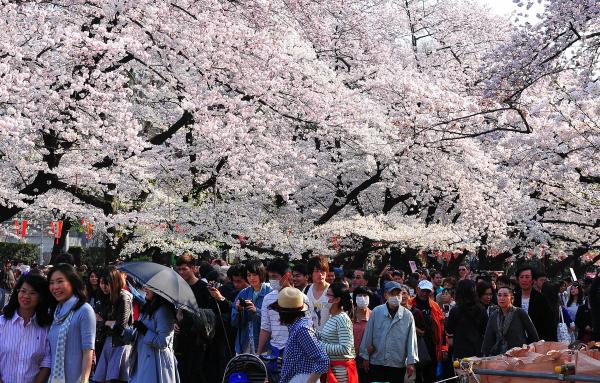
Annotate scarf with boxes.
[50,297,77,383]
[493,306,516,355]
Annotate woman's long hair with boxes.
[3,274,55,327]
[85,269,100,302]
[330,282,353,316]
[48,263,87,313]
[455,279,485,320]
[104,266,125,304]
[142,290,176,317]
[567,284,583,306]
[542,281,561,324]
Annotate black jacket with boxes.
[481,307,539,356]
[446,304,488,359]
[513,288,556,341]
[590,276,600,341]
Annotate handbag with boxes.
[417,336,432,364]
[557,307,571,343]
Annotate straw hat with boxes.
[269,287,308,312]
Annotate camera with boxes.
[208,281,221,289]
[238,297,247,308]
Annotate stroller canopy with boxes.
[223,353,268,383]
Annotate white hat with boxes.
[418,280,434,291]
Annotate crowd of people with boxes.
[0,253,598,383]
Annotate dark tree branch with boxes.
[315,162,385,226]
[383,189,412,214]
[149,110,194,145]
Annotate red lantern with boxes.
[332,235,341,252]
[50,221,63,245]
[13,220,28,239]
[82,218,93,240]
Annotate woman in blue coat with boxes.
[129,287,180,383]
[48,264,96,383]
[231,260,272,354]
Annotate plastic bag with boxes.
[575,349,600,376]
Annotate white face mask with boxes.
[387,295,400,307]
[356,296,369,309]
[269,279,280,291]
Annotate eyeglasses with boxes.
[458,268,467,272]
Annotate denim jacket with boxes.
[359,303,418,368]
[231,283,272,353]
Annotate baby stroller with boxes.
[223,353,269,383]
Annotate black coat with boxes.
[445,304,487,359]
[513,288,556,341]
[575,299,594,341]
[590,276,600,341]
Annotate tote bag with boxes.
[557,308,572,343]
[417,336,432,364]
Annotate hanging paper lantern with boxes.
[332,235,341,252]
[13,220,28,239]
[50,221,63,245]
[86,223,93,240]
[81,218,93,240]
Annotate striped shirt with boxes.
[319,312,355,360]
[0,314,51,383]
[260,290,311,350]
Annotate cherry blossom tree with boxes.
[1,0,596,264]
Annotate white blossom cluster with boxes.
[0,0,597,261]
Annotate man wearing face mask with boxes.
[359,281,417,383]
[258,259,311,383]
[408,280,445,383]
